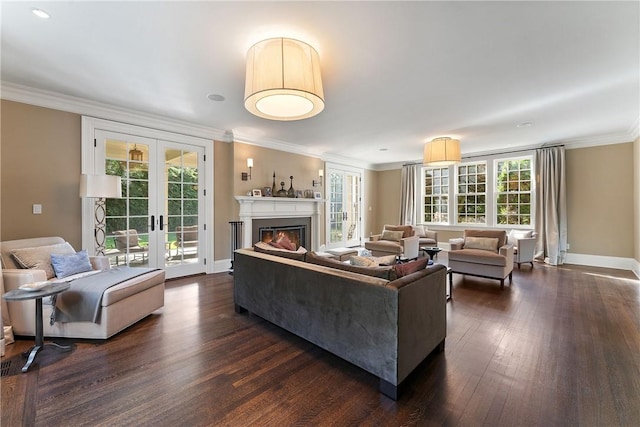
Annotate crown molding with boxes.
[1,81,228,141]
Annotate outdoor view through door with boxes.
[98,131,205,279]
[327,165,362,249]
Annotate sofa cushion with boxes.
[253,241,307,261]
[464,237,499,252]
[11,242,76,279]
[50,250,93,279]
[394,257,429,278]
[365,240,403,255]
[306,252,396,280]
[384,225,414,238]
[381,230,404,242]
[449,248,507,267]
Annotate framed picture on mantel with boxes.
[314,191,322,199]
[252,189,262,197]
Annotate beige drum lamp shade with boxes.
[423,137,461,166]
[244,37,324,121]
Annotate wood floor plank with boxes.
[2,263,639,426]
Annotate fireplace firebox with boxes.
[252,217,311,249]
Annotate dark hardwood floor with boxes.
[2,258,639,426]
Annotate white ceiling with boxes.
[2,1,639,167]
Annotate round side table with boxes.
[3,282,73,372]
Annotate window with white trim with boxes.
[423,167,449,223]
[420,154,534,228]
[495,158,532,226]
[456,162,487,224]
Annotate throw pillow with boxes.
[375,255,398,266]
[269,234,296,251]
[254,241,307,261]
[394,258,429,278]
[464,237,499,252]
[381,230,404,242]
[411,225,426,237]
[350,256,379,267]
[11,242,76,279]
[50,250,93,279]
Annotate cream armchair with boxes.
[448,230,514,289]
[364,225,419,260]
[507,230,536,269]
[412,225,438,247]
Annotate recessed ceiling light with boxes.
[207,94,225,102]
[379,148,388,151]
[517,122,533,128]
[31,9,50,19]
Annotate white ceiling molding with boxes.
[1,81,229,142]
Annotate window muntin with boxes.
[423,167,449,223]
[456,162,487,224]
[495,158,532,226]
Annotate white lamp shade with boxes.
[245,37,324,121]
[79,174,122,198]
[423,138,461,166]
[247,158,253,168]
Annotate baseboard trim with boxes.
[633,259,640,280]
[212,258,232,273]
[565,253,638,274]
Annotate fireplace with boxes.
[253,217,310,249]
[235,196,323,250]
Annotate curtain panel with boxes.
[400,164,418,225]
[534,146,568,265]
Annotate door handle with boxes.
[151,215,155,231]
[159,215,164,231]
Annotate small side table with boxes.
[3,282,73,372]
[421,246,442,260]
[447,268,453,301]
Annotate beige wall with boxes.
[372,169,402,233]
[1,100,82,248]
[566,143,635,258]
[213,140,234,260]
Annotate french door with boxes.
[325,164,362,249]
[83,119,210,279]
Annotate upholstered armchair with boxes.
[364,225,419,260]
[507,230,536,269]
[114,229,148,263]
[412,225,438,247]
[448,230,514,289]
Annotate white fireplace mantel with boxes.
[235,196,324,250]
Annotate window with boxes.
[420,154,534,228]
[456,162,486,224]
[423,167,449,223]
[495,158,532,225]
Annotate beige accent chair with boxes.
[507,230,536,269]
[364,225,419,260]
[448,230,514,289]
[412,225,438,247]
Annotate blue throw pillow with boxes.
[50,250,93,278]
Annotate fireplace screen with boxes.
[259,225,306,249]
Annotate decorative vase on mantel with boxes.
[276,181,288,197]
[287,176,295,198]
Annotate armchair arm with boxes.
[499,245,515,266]
[515,237,536,261]
[2,269,47,292]
[400,236,419,259]
[449,238,464,251]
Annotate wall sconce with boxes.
[242,158,253,181]
[312,169,324,187]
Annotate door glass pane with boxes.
[105,139,150,267]
[166,148,199,266]
[345,174,360,242]
[329,172,344,244]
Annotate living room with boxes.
[1,1,639,424]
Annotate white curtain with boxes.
[534,146,568,265]
[400,164,418,225]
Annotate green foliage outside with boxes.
[496,159,531,225]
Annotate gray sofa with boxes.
[233,248,447,400]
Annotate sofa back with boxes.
[0,237,66,269]
[463,229,507,249]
